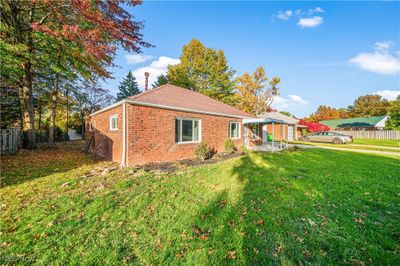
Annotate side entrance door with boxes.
[262,125,268,144]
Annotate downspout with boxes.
[121,101,127,166]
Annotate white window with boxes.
[175,117,201,143]
[229,122,240,139]
[109,114,118,130]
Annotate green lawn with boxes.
[353,138,400,147]
[1,144,399,265]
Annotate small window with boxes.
[175,118,201,143]
[110,114,118,130]
[89,122,93,131]
[229,122,240,139]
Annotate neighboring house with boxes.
[320,116,389,131]
[257,112,306,141]
[88,84,255,165]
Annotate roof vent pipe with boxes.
[144,72,150,91]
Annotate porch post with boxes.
[280,122,283,149]
[272,121,275,151]
[286,123,289,147]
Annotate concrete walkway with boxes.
[292,144,400,156]
[349,144,400,150]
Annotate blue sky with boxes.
[101,1,400,117]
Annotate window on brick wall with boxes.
[229,122,240,139]
[175,117,201,143]
[109,114,118,130]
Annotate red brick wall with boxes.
[126,104,243,165]
[89,105,123,163]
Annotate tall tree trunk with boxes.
[81,109,85,140]
[21,61,36,149]
[64,86,69,141]
[9,1,36,148]
[48,74,59,145]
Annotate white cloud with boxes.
[272,95,308,111]
[132,56,180,88]
[374,41,393,52]
[349,41,400,75]
[308,7,324,15]
[277,10,293,21]
[289,95,308,105]
[373,90,400,101]
[297,16,324,28]
[124,54,154,65]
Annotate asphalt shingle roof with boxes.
[128,84,254,118]
[258,112,299,124]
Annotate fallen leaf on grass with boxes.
[253,219,264,226]
[302,249,311,257]
[200,234,208,241]
[353,218,364,224]
[227,250,236,259]
[349,259,365,266]
[175,252,184,258]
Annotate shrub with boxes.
[195,141,209,160]
[224,138,236,154]
[240,145,249,154]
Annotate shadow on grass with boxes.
[0,144,100,188]
[219,149,400,264]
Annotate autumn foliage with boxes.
[31,0,151,77]
[299,119,330,132]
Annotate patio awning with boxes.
[243,118,287,125]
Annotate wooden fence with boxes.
[1,128,21,155]
[337,130,400,140]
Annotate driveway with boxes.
[291,144,400,156]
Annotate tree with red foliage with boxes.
[299,119,330,133]
[1,0,151,148]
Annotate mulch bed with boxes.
[136,152,244,174]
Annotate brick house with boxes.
[88,84,255,166]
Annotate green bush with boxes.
[224,138,236,154]
[195,141,209,160]
[240,145,249,154]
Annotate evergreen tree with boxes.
[152,74,169,88]
[116,71,140,101]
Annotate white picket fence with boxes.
[338,130,400,140]
[0,128,21,154]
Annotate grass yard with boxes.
[353,138,400,147]
[1,144,399,265]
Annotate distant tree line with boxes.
[305,95,400,129]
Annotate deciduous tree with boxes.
[1,0,151,148]
[351,94,388,117]
[167,39,236,104]
[307,105,342,122]
[235,66,280,115]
